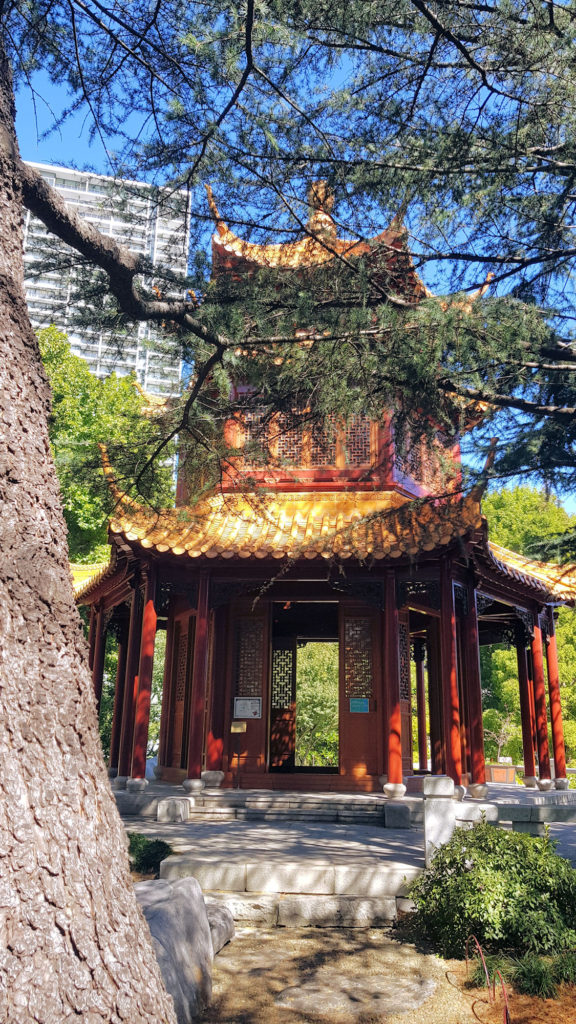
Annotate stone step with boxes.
[204,889,411,928]
[159,854,422,900]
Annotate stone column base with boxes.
[555,777,570,790]
[126,777,149,792]
[523,775,538,788]
[536,778,554,791]
[467,783,488,799]
[182,778,205,794]
[383,782,407,799]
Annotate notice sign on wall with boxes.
[234,697,262,719]
[349,698,370,713]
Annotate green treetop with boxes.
[39,326,175,562]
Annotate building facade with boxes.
[74,187,576,795]
[23,162,189,394]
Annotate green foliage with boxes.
[39,326,175,561]
[482,487,576,559]
[127,832,173,876]
[511,954,558,1000]
[409,820,576,959]
[552,950,576,986]
[295,642,339,767]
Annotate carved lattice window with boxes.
[271,645,295,709]
[344,416,371,466]
[310,418,337,466]
[174,623,190,703]
[276,414,303,465]
[235,617,265,697]
[396,429,453,488]
[343,617,373,698]
[399,621,411,700]
[243,407,269,464]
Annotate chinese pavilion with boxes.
[74,186,576,796]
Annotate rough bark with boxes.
[0,48,176,1024]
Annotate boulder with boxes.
[135,877,213,1023]
[205,900,235,953]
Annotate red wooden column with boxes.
[88,604,97,670]
[157,609,176,774]
[384,570,403,791]
[531,612,551,781]
[131,564,159,780]
[117,579,144,778]
[413,638,428,772]
[463,583,486,787]
[516,625,536,784]
[108,616,129,776]
[545,609,567,783]
[186,574,211,780]
[91,604,107,714]
[440,560,462,785]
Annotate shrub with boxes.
[127,832,173,875]
[409,819,576,958]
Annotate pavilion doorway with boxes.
[269,602,339,772]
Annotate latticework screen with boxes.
[271,645,295,709]
[344,416,371,466]
[398,621,411,700]
[174,623,190,703]
[235,617,265,697]
[310,418,337,466]
[276,414,303,465]
[343,617,373,698]
[396,430,454,488]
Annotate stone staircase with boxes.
[115,784,425,829]
[158,843,421,928]
[119,785,425,927]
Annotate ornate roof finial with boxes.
[307,180,337,244]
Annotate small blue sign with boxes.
[349,698,370,713]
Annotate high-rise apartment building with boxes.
[23,162,190,394]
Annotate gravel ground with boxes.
[200,927,479,1024]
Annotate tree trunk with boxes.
[0,50,176,1023]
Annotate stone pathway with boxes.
[200,927,477,1024]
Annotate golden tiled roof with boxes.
[487,542,576,602]
[71,560,114,599]
[109,489,483,562]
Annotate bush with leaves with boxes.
[409,820,576,958]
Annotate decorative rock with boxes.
[205,901,235,953]
[537,778,554,791]
[523,775,538,788]
[555,778,570,790]
[201,770,225,788]
[467,783,488,799]
[422,775,454,798]
[383,782,406,799]
[135,877,213,1023]
[183,778,205,794]
[126,777,148,792]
